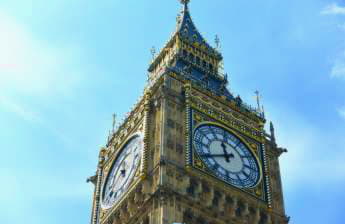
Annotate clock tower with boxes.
[89,1,289,224]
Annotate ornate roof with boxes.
[146,0,265,120]
[149,1,221,73]
[176,2,210,50]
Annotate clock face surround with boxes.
[101,133,143,209]
[193,123,261,189]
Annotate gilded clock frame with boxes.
[100,132,144,210]
[97,92,151,224]
[192,121,263,189]
[186,105,268,201]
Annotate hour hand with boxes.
[120,162,126,177]
[221,142,231,162]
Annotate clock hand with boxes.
[120,161,127,177]
[221,142,231,163]
[110,162,126,190]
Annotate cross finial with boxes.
[180,0,190,6]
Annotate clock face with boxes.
[101,134,142,209]
[193,124,261,188]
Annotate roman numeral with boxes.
[223,130,228,142]
[242,171,249,178]
[213,163,220,170]
[208,126,218,140]
[233,141,241,149]
[204,133,213,141]
[236,174,245,187]
[194,140,209,149]
[244,164,257,172]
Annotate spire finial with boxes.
[215,35,221,49]
[180,0,190,6]
[270,121,276,146]
[112,113,116,133]
[180,0,190,10]
[254,90,262,112]
[150,46,156,60]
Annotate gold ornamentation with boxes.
[194,154,205,170]
[194,114,202,122]
[191,104,264,143]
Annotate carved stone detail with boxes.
[228,196,238,218]
[242,202,250,217]
[200,182,214,208]
[119,207,130,222]
[254,208,261,224]
[127,196,137,216]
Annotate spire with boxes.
[254,90,261,112]
[176,0,218,56]
[149,0,222,73]
[146,1,265,121]
[215,35,221,50]
[270,121,276,146]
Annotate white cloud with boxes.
[330,52,345,79]
[331,61,345,79]
[321,3,345,15]
[0,11,83,97]
[0,95,42,123]
[0,94,78,146]
[0,11,87,145]
[338,107,345,120]
[321,4,345,79]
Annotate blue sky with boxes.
[0,0,345,223]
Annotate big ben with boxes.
[89,1,289,224]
